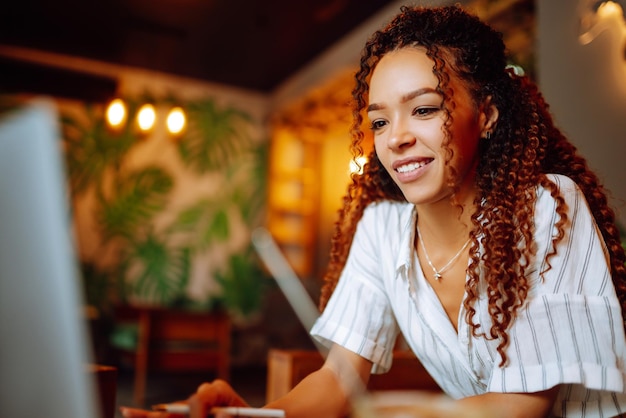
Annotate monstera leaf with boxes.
[97,166,173,241]
[176,98,253,174]
[173,198,231,249]
[61,103,139,196]
[124,230,191,305]
[58,94,268,311]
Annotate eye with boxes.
[370,119,387,131]
[412,106,440,117]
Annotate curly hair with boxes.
[319,5,626,366]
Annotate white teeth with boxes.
[396,161,427,173]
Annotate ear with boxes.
[479,96,499,138]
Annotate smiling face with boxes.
[368,47,496,207]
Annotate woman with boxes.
[122,5,626,418]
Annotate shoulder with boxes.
[537,173,582,202]
[534,173,589,220]
[533,173,594,229]
[530,174,611,293]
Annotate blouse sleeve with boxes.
[487,174,626,394]
[310,204,400,373]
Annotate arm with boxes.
[457,386,560,418]
[262,344,372,418]
[120,344,372,418]
[269,352,560,418]
[120,344,558,418]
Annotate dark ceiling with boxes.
[0,0,394,101]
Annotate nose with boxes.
[387,120,416,151]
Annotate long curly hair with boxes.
[319,5,626,366]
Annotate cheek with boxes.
[373,139,393,172]
[373,137,384,156]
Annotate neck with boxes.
[415,199,474,246]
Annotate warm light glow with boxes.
[136,104,156,132]
[166,107,186,135]
[580,1,626,45]
[597,1,624,19]
[349,156,368,175]
[105,99,127,129]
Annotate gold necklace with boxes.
[417,225,471,281]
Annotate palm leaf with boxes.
[125,231,191,305]
[97,166,173,241]
[61,103,138,196]
[176,98,253,173]
[172,198,231,249]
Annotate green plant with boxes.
[214,247,272,321]
[176,99,254,174]
[122,230,191,305]
[61,94,268,315]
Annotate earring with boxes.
[484,131,492,140]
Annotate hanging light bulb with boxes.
[105,98,127,130]
[136,103,156,133]
[166,106,186,136]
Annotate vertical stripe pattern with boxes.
[311,174,626,417]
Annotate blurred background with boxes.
[1,0,625,415]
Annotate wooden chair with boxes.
[112,305,231,406]
[266,348,441,403]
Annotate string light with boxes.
[166,107,186,135]
[136,103,156,133]
[105,98,188,137]
[105,98,127,130]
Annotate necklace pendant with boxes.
[434,272,442,281]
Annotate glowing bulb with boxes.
[136,103,156,133]
[597,1,623,19]
[349,156,368,175]
[166,107,186,135]
[580,1,626,45]
[105,98,127,129]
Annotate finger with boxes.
[195,380,235,405]
[188,384,210,418]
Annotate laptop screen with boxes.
[0,99,100,418]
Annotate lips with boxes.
[392,157,433,173]
[391,157,433,183]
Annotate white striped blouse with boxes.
[311,174,626,417]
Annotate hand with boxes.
[188,379,249,418]
[119,379,249,418]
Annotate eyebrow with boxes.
[367,87,440,112]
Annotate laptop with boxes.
[0,99,101,418]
